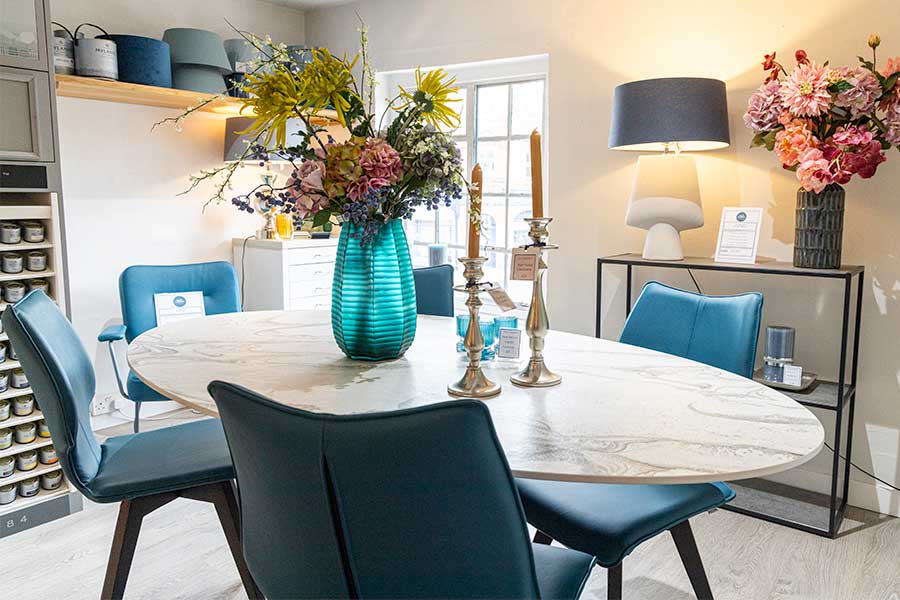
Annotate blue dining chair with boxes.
[208,381,597,599]
[413,264,454,317]
[517,281,763,600]
[4,291,259,600]
[98,261,241,432]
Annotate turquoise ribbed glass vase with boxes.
[331,219,417,360]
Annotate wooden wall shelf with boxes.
[55,74,337,125]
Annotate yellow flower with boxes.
[398,67,462,130]
[296,48,359,127]
[240,67,303,147]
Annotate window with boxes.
[378,57,548,310]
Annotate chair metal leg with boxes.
[133,401,141,433]
[533,529,553,545]
[607,563,623,600]
[670,521,714,600]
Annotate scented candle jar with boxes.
[41,470,62,490]
[0,223,21,244]
[15,422,36,444]
[3,281,26,303]
[27,279,50,294]
[0,399,8,421]
[39,445,57,465]
[0,372,9,393]
[1,253,23,274]
[0,456,13,478]
[0,342,6,364]
[37,420,51,438]
[12,395,33,415]
[0,428,11,450]
[26,251,47,272]
[21,221,45,243]
[16,450,38,471]
[10,369,28,389]
[0,484,15,505]
[18,476,39,497]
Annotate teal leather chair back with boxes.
[413,264,454,317]
[2,292,103,491]
[209,382,542,599]
[119,262,241,343]
[620,281,763,378]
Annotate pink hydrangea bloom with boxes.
[780,61,831,117]
[796,148,831,193]
[286,160,330,218]
[743,81,783,132]
[775,120,818,167]
[359,138,403,183]
[832,124,875,147]
[880,57,900,111]
[884,103,900,145]
[833,66,881,117]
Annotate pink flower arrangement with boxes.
[747,37,900,192]
[285,160,329,219]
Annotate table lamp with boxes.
[224,116,306,163]
[609,77,730,260]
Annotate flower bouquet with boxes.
[165,25,471,360]
[744,36,900,268]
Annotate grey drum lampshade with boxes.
[162,28,231,71]
[224,116,306,162]
[609,77,730,151]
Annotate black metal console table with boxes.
[596,253,864,538]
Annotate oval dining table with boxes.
[127,310,824,485]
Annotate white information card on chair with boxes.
[714,207,763,264]
[153,292,206,326]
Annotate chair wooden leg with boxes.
[533,529,553,545]
[607,563,623,600]
[101,500,144,600]
[670,521,714,600]
[209,482,263,600]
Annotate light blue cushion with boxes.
[127,371,169,403]
[413,264,454,317]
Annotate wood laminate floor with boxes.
[4,410,899,600]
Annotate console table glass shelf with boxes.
[596,253,864,538]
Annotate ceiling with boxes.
[263,0,355,8]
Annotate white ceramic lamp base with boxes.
[642,222,684,260]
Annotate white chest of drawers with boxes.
[232,237,338,312]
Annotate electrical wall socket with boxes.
[91,395,114,416]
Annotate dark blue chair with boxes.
[518,281,763,600]
[413,264,454,317]
[208,381,596,599]
[98,262,241,432]
[6,291,259,600]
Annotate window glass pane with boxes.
[409,242,430,268]
[477,140,507,195]
[511,80,544,135]
[438,87,467,136]
[508,138,533,196]
[455,140,468,173]
[438,197,467,247]
[481,250,506,293]
[507,278,533,306]
[409,208,437,244]
[508,198,533,248]
[477,84,509,138]
[480,196,507,249]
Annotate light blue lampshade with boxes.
[172,64,226,94]
[224,116,307,162]
[224,38,261,73]
[162,28,231,73]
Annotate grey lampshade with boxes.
[224,116,307,162]
[609,77,730,151]
[162,28,231,73]
[224,38,261,72]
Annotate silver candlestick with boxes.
[511,217,561,388]
[448,257,502,399]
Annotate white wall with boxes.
[50,0,305,426]
[305,0,900,516]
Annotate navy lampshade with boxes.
[224,116,307,162]
[609,77,730,151]
[100,35,172,88]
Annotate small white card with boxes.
[511,247,540,281]
[782,365,803,387]
[497,328,522,359]
[714,207,763,264]
[487,287,518,312]
[153,291,206,327]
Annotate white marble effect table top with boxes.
[128,310,824,485]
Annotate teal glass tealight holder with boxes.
[493,315,519,356]
[454,314,495,361]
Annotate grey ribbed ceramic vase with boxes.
[794,183,845,269]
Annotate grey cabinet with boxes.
[0,66,54,161]
[0,0,49,71]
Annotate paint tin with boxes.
[0,223,21,244]
[0,399,8,420]
[41,470,63,490]
[11,395,31,416]
[14,423,36,444]
[26,251,47,272]
[74,24,118,80]
[0,428,11,450]
[0,484,15,505]
[39,445,57,465]
[52,27,77,75]
[10,369,28,389]
[16,450,37,471]
[0,342,6,364]
[0,456,13,478]
[0,372,8,393]
[18,476,39,498]
[28,279,50,294]
[21,221,45,243]
[1,253,23,273]
[37,420,51,438]
[3,281,26,303]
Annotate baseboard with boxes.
[762,466,900,518]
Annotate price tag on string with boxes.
[511,247,540,281]
[487,287,518,312]
[497,328,522,359]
